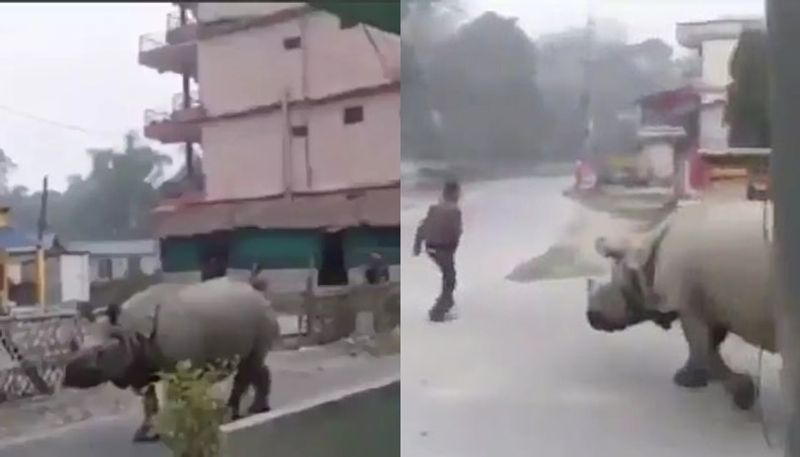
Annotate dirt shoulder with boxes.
[507,186,676,282]
[0,337,399,444]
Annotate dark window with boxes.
[343,106,364,125]
[291,125,308,137]
[127,256,143,277]
[200,231,231,282]
[283,36,301,50]
[340,16,358,29]
[98,258,113,280]
[318,232,348,286]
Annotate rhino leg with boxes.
[248,364,272,415]
[674,314,712,388]
[706,328,756,410]
[132,385,161,443]
[706,326,730,382]
[227,362,250,420]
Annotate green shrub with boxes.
[154,360,235,457]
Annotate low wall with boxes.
[219,376,400,457]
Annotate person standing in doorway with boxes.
[413,180,462,322]
[201,255,226,281]
[364,251,390,285]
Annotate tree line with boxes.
[1,132,199,242]
[401,0,703,168]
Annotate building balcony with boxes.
[138,30,197,77]
[166,10,199,45]
[170,89,204,122]
[143,108,202,144]
[676,17,764,49]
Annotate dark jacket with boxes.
[414,200,462,252]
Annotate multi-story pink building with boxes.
[140,3,400,291]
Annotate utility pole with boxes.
[581,15,595,164]
[179,3,194,180]
[766,1,800,455]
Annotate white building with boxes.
[7,234,91,305]
[635,125,686,186]
[676,17,765,155]
[66,240,160,282]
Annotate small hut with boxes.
[0,207,38,311]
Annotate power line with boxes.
[0,103,124,139]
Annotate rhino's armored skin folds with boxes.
[587,201,775,411]
[64,277,280,443]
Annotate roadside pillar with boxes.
[766,1,800,455]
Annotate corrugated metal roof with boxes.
[6,232,62,254]
[66,239,158,256]
[0,227,35,250]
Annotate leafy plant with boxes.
[154,360,236,457]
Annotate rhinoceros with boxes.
[64,275,280,442]
[586,200,774,411]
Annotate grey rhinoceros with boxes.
[64,275,280,442]
[586,200,774,411]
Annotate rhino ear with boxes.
[595,237,625,260]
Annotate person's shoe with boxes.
[428,309,446,322]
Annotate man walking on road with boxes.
[413,180,463,322]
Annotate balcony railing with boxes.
[139,31,168,53]
[144,109,170,126]
[167,9,197,31]
[171,89,201,112]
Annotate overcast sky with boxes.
[1,1,767,191]
[462,0,765,50]
[0,3,180,191]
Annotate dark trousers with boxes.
[427,246,456,316]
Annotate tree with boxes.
[0,148,17,195]
[426,12,548,167]
[401,42,441,160]
[726,28,770,148]
[2,132,173,242]
[537,27,684,161]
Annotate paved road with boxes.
[0,349,398,456]
[401,176,783,457]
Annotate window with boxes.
[291,125,308,137]
[343,106,364,125]
[283,36,301,50]
[98,258,113,280]
[127,256,143,277]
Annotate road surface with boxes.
[0,348,398,456]
[401,176,783,457]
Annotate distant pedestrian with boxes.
[364,252,390,285]
[201,256,226,281]
[413,180,462,322]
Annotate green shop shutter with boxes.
[229,229,323,270]
[344,227,400,269]
[160,237,202,273]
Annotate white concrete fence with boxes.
[219,375,400,457]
